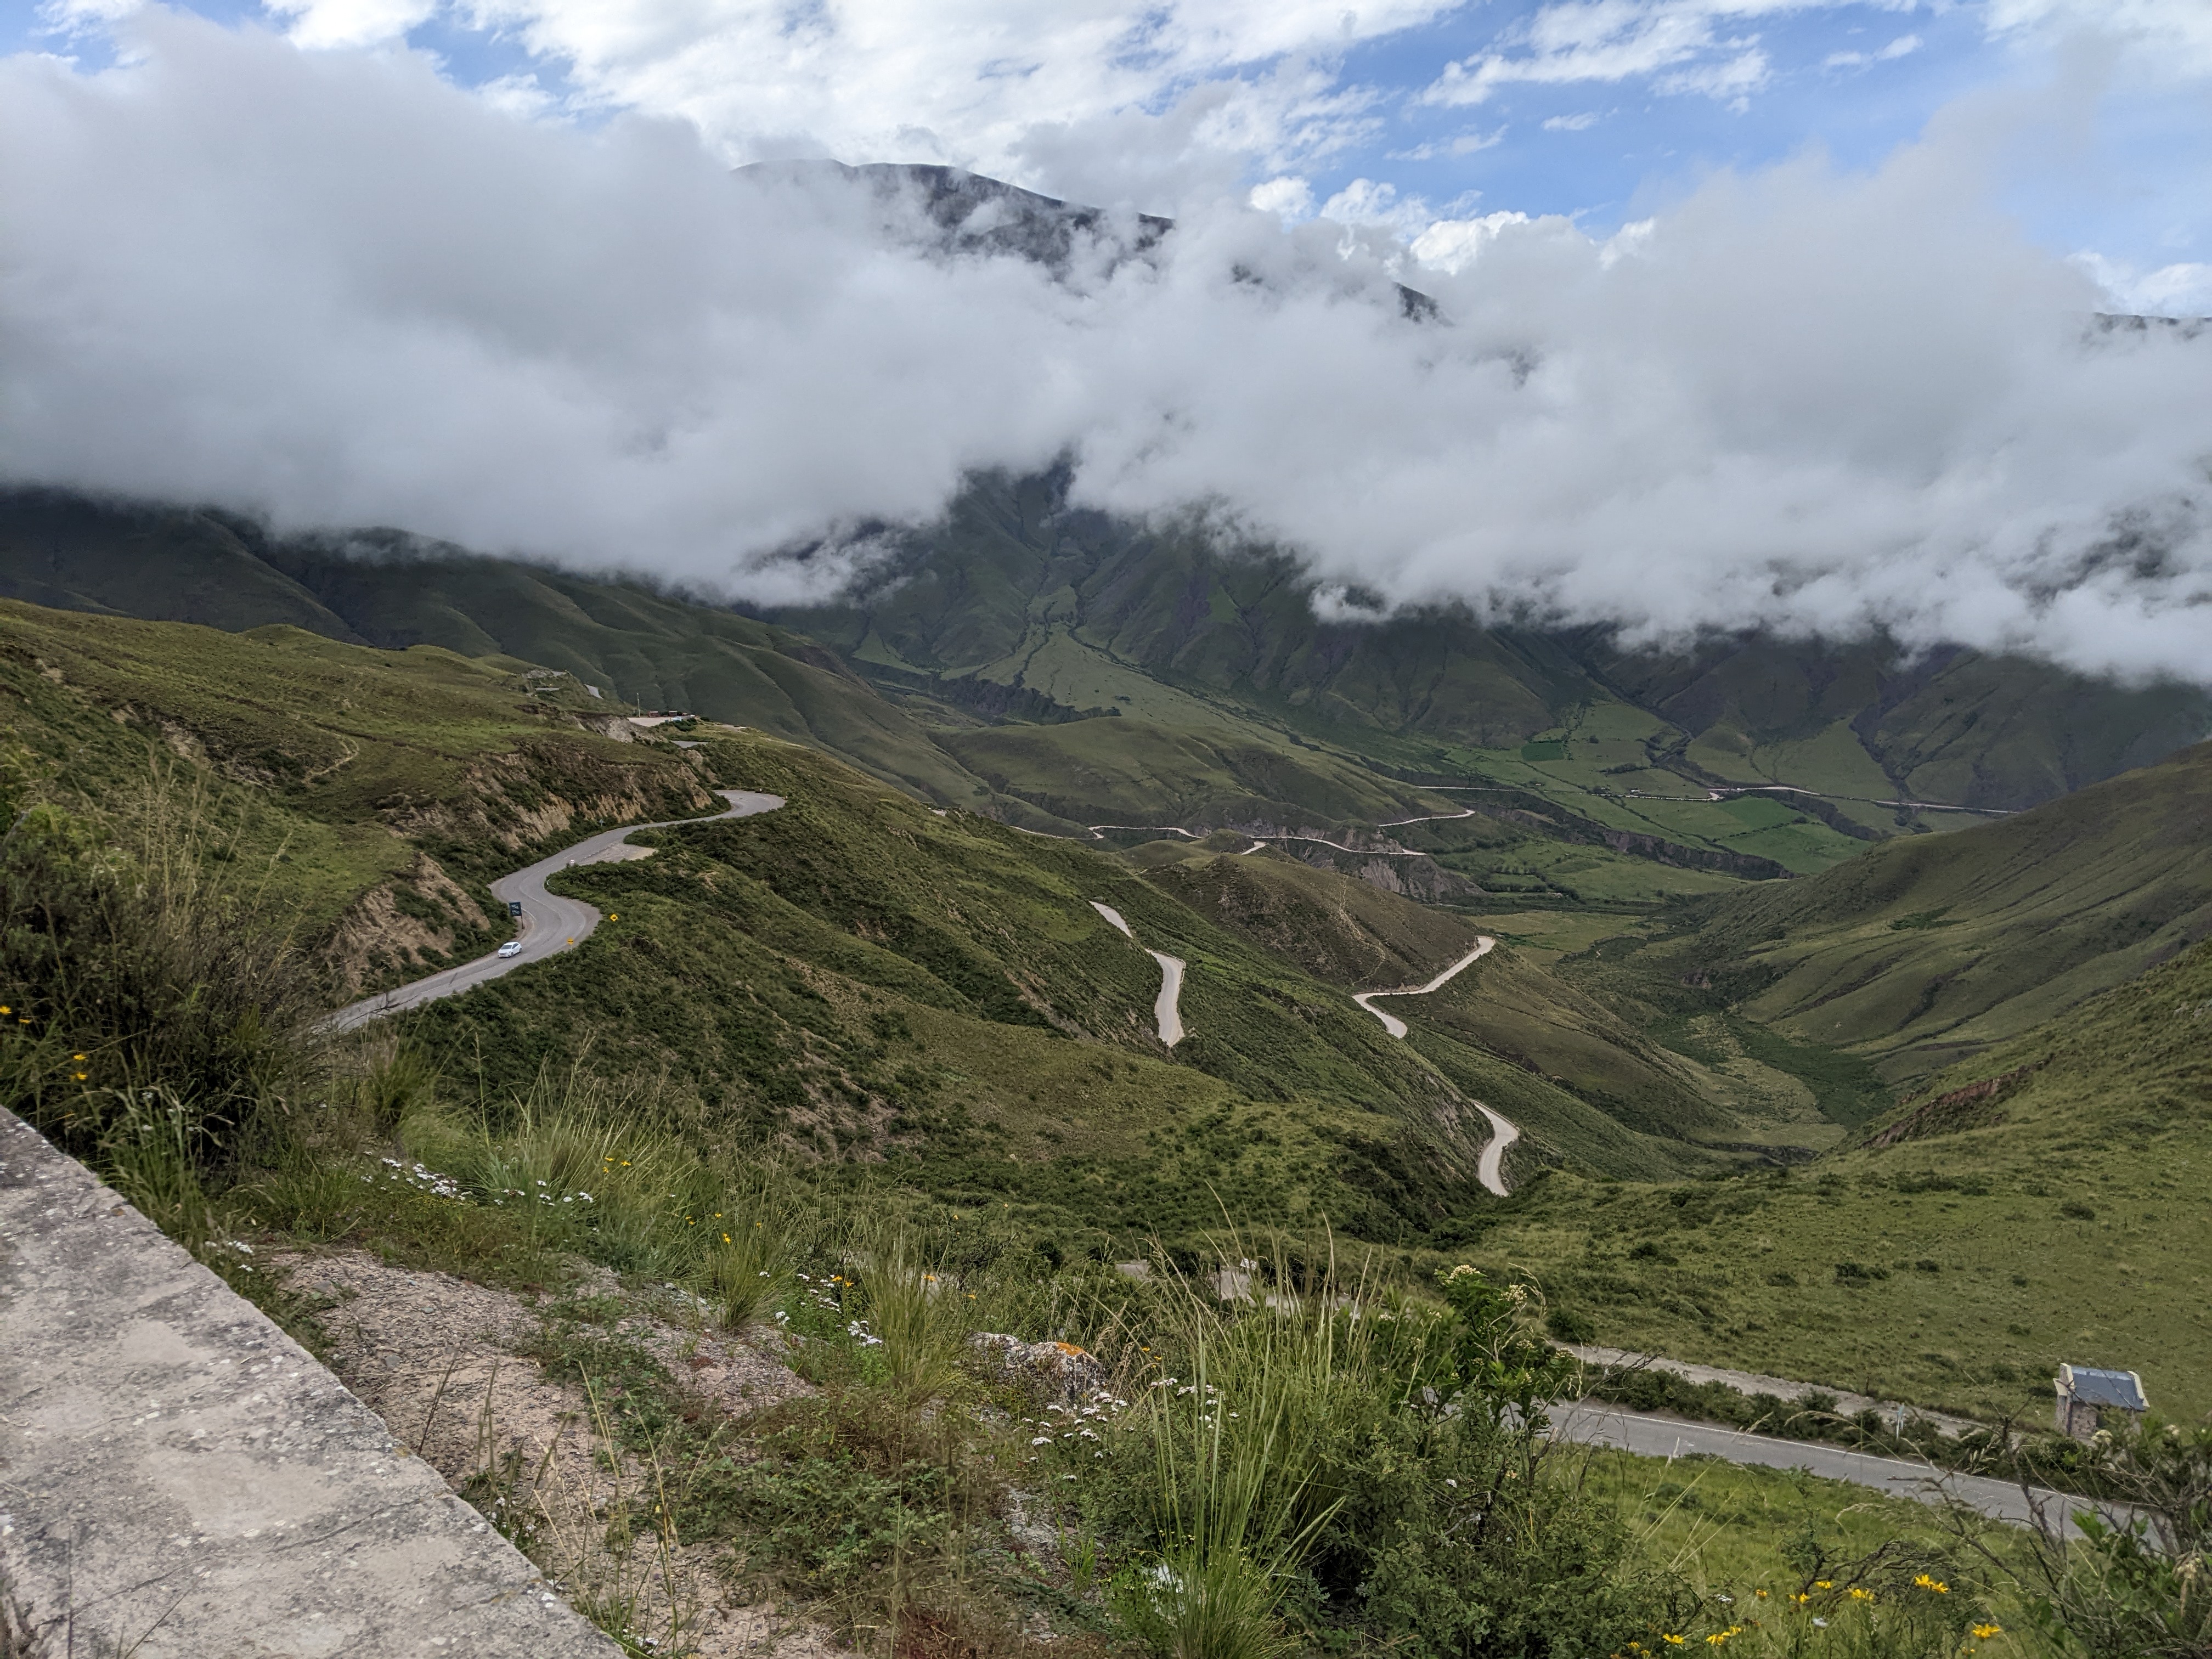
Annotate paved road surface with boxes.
[321,789,784,1032]
[1090,900,1187,1046]
[1149,950,1187,1046]
[1473,1104,1520,1197]
[1554,1401,2104,1535]
[1560,1346,1984,1439]
[1353,935,1497,1037]
[1350,936,1516,1194]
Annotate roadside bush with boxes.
[1546,1305,1598,1344]
[2011,1419,2212,1658]
[1069,1255,1673,1659]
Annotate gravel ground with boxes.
[279,1250,830,1659]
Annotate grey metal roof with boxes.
[2062,1365,2148,1411]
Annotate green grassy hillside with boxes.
[0,600,718,992]
[0,596,1798,1203]
[1138,849,1758,1153]
[1623,739,2212,1081]
[1449,933,2212,1424]
[934,711,1440,830]
[19,479,2203,904]
[393,730,1513,1243]
[11,590,2210,1447]
[0,488,999,813]
[1138,848,1487,986]
[1590,633,2212,814]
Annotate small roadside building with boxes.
[2055,1364,2149,1440]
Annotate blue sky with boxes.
[8,0,2207,304]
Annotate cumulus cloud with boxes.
[1424,0,1841,109]
[1826,33,1921,70]
[1248,175,1317,221]
[4,15,2212,682]
[366,0,1444,193]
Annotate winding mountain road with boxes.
[321,789,785,1033]
[318,786,2069,1526]
[1352,935,1497,1037]
[1090,901,1186,1046]
[1472,1103,1521,1196]
[1550,1401,2098,1536]
[1348,936,1518,1197]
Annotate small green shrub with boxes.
[2018,1419,2212,1659]
[1546,1306,1598,1344]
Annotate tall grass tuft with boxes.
[703,1169,796,1330]
[856,1227,972,1404]
[412,1063,699,1274]
[98,1086,217,1254]
[0,759,317,1170]
[1114,1238,1385,1659]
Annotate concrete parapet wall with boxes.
[0,1109,619,1658]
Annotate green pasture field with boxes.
[1626,738,2212,1082]
[1428,936,2212,1423]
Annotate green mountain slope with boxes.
[390,729,1725,1240]
[0,488,996,814]
[18,478,2203,890]
[12,594,2206,1421]
[1462,934,2212,1423]
[1622,738,2212,1080]
[1136,847,1487,986]
[1589,633,2212,815]
[0,598,1751,1214]
[0,599,718,994]
[1138,848,1747,1150]
[783,470,2209,831]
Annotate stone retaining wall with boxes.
[0,1108,619,1658]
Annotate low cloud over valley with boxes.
[4,13,2210,680]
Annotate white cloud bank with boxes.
[3,15,2211,682]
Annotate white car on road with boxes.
[497,940,523,958]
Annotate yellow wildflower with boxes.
[1971,1624,2002,1639]
[1913,1575,1949,1594]
[1848,1588,1874,1603]
[1661,1637,1685,1647]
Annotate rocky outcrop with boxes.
[324,851,499,995]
